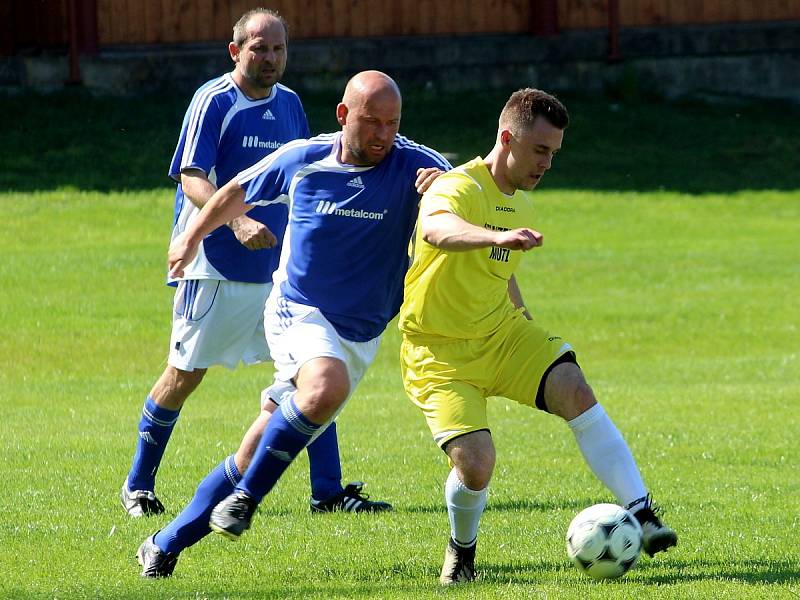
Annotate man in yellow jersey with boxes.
[399,88,678,585]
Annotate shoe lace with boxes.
[342,482,370,502]
[229,494,256,519]
[629,494,666,527]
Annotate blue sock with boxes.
[307,422,343,501]
[237,396,320,503]
[127,396,180,491]
[154,455,241,555]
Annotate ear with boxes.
[229,41,240,62]
[500,129,512,146]
[336,103,348,126]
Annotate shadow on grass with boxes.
[405,496,599,514]
[478,557,800,586]
[2,89,799,194]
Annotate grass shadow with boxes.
[405,496,599,514]
[476,557,800,586]
[1,89,799,194]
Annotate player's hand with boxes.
[229,215,278,250]
[415,167,444,194]
[168,233,199,279]
[494,228,543,251]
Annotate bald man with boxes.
[123,8,378,521]
[136,71,451,578]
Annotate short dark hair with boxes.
[500,88,569,133]
[232,8,289,47]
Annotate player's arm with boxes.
[180,168,217,208]
[168,180,277,278]
[181,169,271,251]
[421,210,544,251]
[508,275,533,320]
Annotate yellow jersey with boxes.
[399,156,537,340]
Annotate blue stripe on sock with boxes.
[127,396,181,491]
[281,398,320,436]
[237,397,319,503]
[223,455,241,487]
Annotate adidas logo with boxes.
[266,446,292,462]
[262,109,276,120]
[139,431,158,446]
[346,176,365,189]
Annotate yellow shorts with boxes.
[400,311,574,448]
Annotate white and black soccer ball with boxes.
[566,503,643,579]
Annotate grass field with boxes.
[1,89,799,599]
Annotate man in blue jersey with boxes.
[134,70,450,577]
[121,8,389,519]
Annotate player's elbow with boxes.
[420,216,449,248]
[421,225,443,247]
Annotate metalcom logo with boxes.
[242,135,283,149]
[315,201,385,220]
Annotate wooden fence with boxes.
[4,0,800,53]
[560,0,800,28]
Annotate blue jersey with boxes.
[238,132,452,342]
[168,73,310,283]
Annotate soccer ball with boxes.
[566,503,642,579]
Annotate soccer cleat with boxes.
[137,534,178,578]
[121,478,165,517]
[209,491,258,540]
[310,481,393,513]
[629,495,678,557]
[439,538,477,585]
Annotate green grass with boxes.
[1,91,799,598]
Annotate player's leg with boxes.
[439,431,493,585]
[246,294,368,508]
[241,382,392,512]
[498,315,677,556]
[122,365,205,517]
[208,359,346,539]
[542,361,677,555]
[123,279,270,517]
[400,336,491,585]
[259,378,394,514]
[252,382,344,503]
[138,410,270,577]
[210,300,383,538]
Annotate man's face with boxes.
[504,117,564,192]
[339,90,401,166]
[232,17,287,92]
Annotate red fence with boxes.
[3,0,799,54]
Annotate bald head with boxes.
[336,71,403,166]
[342,70,402,110]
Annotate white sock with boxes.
[567,403,647,507]
[445,468,488,547]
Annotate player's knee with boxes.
[296,360,350,420]
[151,366,207,409]
[573,381,596,413]
[174,368,206,396]
[449,437,495,490]
[543,363,596,420]
[311,373,350,405]
[459,451,495,490]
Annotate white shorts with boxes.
[262,291,382,425]
[168,279,272,371]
